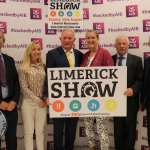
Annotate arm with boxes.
[6,58,20,111]
[130,57,143,96]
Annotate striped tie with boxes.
[66,51,74,67]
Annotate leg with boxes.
[124,111,137,150]
[114,117,125,150]
[147,106,150,146]
[4,108,18,150]
[21,100,35,150]
[53,118,65,150]
[35,106,46,150]
[65,118,78,150]
[96,117,109,150]
[84,117,95,149]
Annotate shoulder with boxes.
[2,53,15,63]
[99,47,111,54]
[47,46,63,55]
[74,49,83,56]
[128,53,142,61]
[3,53,14,60]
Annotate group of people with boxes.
[0,28,149,150]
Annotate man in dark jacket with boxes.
[45,29,83,150]
[112,34,143,150]
[0,30,20,150]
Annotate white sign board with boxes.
[48,66,127,118]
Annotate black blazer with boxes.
[141,57,150,108]
[112,53,143,112]
[0,54,20,104]
[45,46,83,96]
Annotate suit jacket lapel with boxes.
[126,53,132,69]
[58,47,70,67]
[112,54,117,65]
[74,50,78,67]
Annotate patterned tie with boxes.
[0,55,7,86]
[66,51,74,67]
[118,56,124,66]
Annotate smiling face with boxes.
[60,29,75,51]
[115,36,129,56]
[86,30,99,52]
[30,43,41,64]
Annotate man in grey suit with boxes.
[112,34,143,150]
[45,29,83,150]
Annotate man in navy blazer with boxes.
[112,34,143,150]
[0,30,20,150]
[45,29,83,150]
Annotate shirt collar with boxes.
[117,53,127,59]
[30,63,41,67]
[63,48,73,53]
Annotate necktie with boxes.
[66,51,74,67]
[0,55,7,86]
[118,56,124,66]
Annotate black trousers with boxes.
[114,111,137,150]
[53,118,78,150]
[147,106,150,146]
[0,108,18,150]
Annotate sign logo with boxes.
[79,38,88,49]
[52,100,64,112]
[126,5,138,17]
[31,38,43,49]
[45,24,57,35]
[143,19,150,32]
[128,36,139,48]
[83,8,89,19]
[88,99,100,111]
[144,52,150,60]
[30,8,42,19]
[69,100,82,112]
[0,0,6,2]
[44,0,48,5]
[93,23,104,34]
[105,99,117,111]
[0,22,7,33]
[92,0,103,4]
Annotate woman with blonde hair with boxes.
[19,41,47,150]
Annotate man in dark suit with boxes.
[112,34,143,150]
[0,30,20,150]
[45,29,83,150]
[141,41,150,146]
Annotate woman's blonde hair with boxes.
[22,41,44,72]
